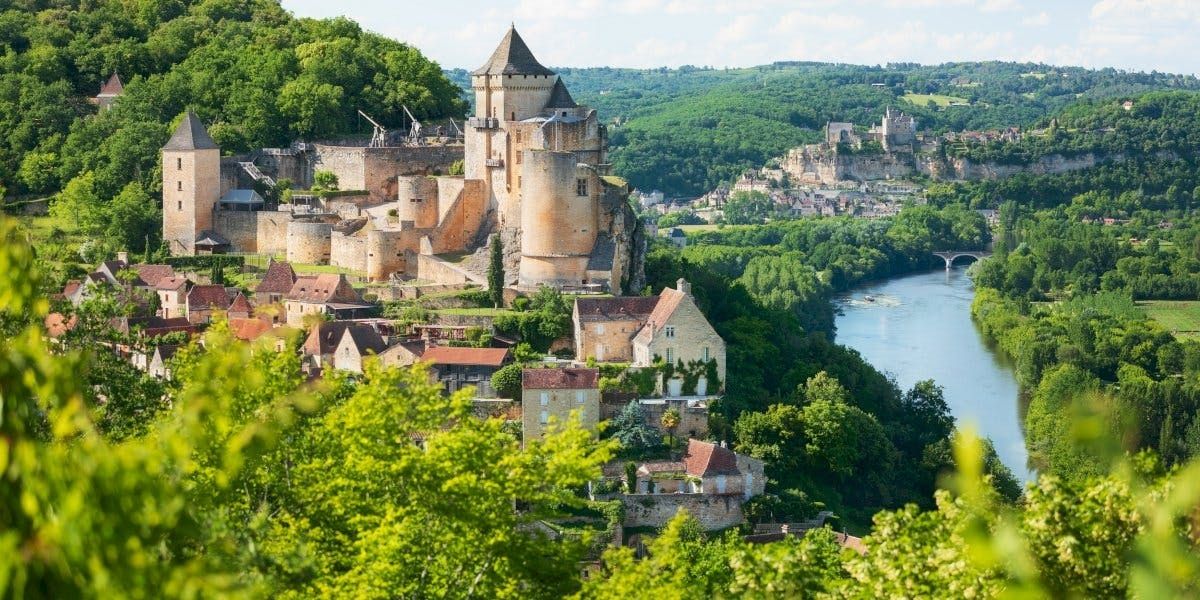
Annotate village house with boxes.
[574,279,726,393]
[521,368,600,442]
[421,346,511,398]
[254,260,297,305]
[92,73,123,111]
[631,439,763,498]
[377,339,428,368]
[302,320,378,372]
[156,276,189,319]
[186,284,234,325]
[148,344,179,380]
[331,323,388,373]
[283,273,370,326]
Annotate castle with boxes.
[162,27,642,293]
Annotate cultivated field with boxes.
[1140,300,1200,339]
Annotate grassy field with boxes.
[671,224,720,233]
[1140,301,1200,339]
[902,92,970,107]
[432,307,515,317]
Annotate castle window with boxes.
[665,326,676,338]
[411,197,422,203]
[576,178,588,197]
[517,176,522,187]
[561,111,567,117]
[176,157,182,170]
[510,111,515,121]
[177,181,182,191]
[515,132,521,143]
[177,201,182,211]
[515,153,522,164]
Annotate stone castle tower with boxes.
[162,111,220,255]
[467,26,612,288]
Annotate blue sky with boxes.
[281,0,1200,75]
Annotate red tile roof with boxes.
[44,312,77,338]
[98,73,123,96]
[132,264,175,288]
[522,367,599,390]
[575,295,660,322]
[61,280,82,298]
[286,274,362,304]
[421,346,511,367]
[256,261,298,295]
[187,285,232,310]
[683,439,740,477]
[227,292,253,316]
[229,317,272,341]
[156,276,189,291]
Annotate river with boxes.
[834,266,1031,480]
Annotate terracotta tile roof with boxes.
[156,276,189,291]
[188,285,232,310]
[61,280,82,298]
[683,439,740,477]
[633,288,686,345]
[574,295,659,322]
[229,317,272,341]
[522,367,599,390]
[44,312,77,338]
[133,264,175,288]
[256,261,298,295]
[421,346,511,367]
[471,26,555,76]
[98,73,123,96]
[227,292,253,316]
[286,274,362,304]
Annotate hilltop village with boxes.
[162,27,644,294]
[43,27,809,545]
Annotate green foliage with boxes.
[606,401,661,454]
[721,190,773,225]
[105,181,161,252]
[311,169,339,199]
[493,286,571,352]
[491,362,523,400]
[163,254,245,270]
[656,209,704,228]
[488,234,505,308]
[448,159,464,176]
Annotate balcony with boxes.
[467,117,500,129]
[484,158,504,168]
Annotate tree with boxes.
[311,169,339,198]
[490,362,522,399]
[50,171,105,235]
[607,401,661,453]
[660,407,680,446]
[488,233,505,308]
[105,181,161,252]
[17,151,58,194]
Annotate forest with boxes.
[0,0,465,252]
[451,61,1200,196]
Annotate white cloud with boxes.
[773,11,864,33]
[1021,11,1049,26]
[979,0,1021,11]
[715,14,758,43]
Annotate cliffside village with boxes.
[43,28,858,547]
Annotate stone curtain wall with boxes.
[213,210,259,252]
[621,494,745,531]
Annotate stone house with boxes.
[632,439,764,499]
[421,346,511,398]
[574,279,726,393]
[255,260,297,304]
[93,73,123,111]
[377,339,427,368]
[632,279,726,392]
[332,324,388,373]
[572,295,659,363]
[521,368,599,442]
[227,292,253,319]
[148,344,179,380]
[186,284,233,325]
[283,273,368,326]
[156,276,189,319]
[302,320,376,371]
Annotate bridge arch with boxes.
[932,251,991,270]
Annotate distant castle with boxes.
[824,107,916,152]
[162,27,641,292]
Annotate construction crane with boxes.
[447,117,463,141]
[357,109,387,147]
[402,105,422,144]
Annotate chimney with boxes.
[676,278,691,296]
[117,251,129,264]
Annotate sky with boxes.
[280,0,1200,75]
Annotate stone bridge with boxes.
[933,250,991,269]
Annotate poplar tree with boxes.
[488,233,505,308]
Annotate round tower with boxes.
[518,150,597,287]
[286,221,333,264]
[395,176,440,229]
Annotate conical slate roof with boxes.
[545,79,576,109]
[163,111,218,151]
[471,26,555,77]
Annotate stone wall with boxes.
[310,144,463,205]
[213,210,259,252]
[255,211,291,256]
[621,494,745,531]
[415,253,486,285]
[330,232,368,273]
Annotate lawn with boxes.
[902,92,970,107]
[672,224,720,233]
[433,307,516,317]
[1140,301,1200,339]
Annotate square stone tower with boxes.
[162,111,220,255]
